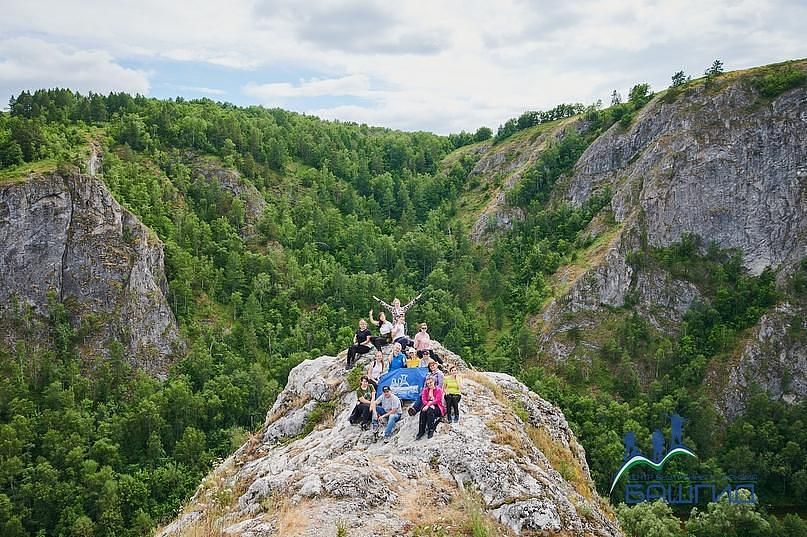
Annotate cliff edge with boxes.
[158,346,622,536]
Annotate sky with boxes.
[1,0,805,134]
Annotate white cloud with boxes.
[0,37,149,106]
[244,75,374,100]
[173,85,227,96]
[1,0,805,131]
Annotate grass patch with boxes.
[463,371,503,400]
[487,419,528,457]
[346,364,364,390]
[301,400,336,435]
[276,498,311,535]
[0,158,59,184]
[525,424,593,500]
[510,399,529,422]
[403,482,513,537]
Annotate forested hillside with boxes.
[0,59,806,536]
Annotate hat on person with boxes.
[406,348,416,354]
[382,386,391,392]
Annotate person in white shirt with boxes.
[366,350,385,392]
[368,309,393,350]
[390,318,414,352]
[372,386,402,442]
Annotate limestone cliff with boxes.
[0,171,183,376]
[466,64,807,418]
[158,346,622,537]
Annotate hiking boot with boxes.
[384,437,390,444]
[427,431,434,439]
[416,432,425,440]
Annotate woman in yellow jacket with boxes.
[443,364,462,423]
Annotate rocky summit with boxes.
[158,345,622,537]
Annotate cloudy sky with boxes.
[1,0,805,133]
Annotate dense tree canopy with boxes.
[1,88,805,534]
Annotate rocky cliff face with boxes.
[557,77,807,415]
[158,346,622,537]
[564,79,807,276]
[468,119,581,242]
[710,303,807,420]
[191,158,267,236]
[0,171,183,376]
[468,68,807,417]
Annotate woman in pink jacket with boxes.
[416,376,445,440]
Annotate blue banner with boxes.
[377,367,427,401]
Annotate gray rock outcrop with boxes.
[466,72,806,415]
[711,303,807,419]
[0,172,183,376]
[159,345,623,537]
[192,159,267,235]
[564,82,807,275]
[555,79,807,412]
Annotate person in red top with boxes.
[416,376,445,440]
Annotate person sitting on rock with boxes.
[368,309,393,351]
[391,318,414,352]
[416,376,445,440]
[387,343,406,372]
[413,322,440,364]
[366,350,385,392]
[443,364,462,423]
[348,376,375,429]
[373,385,402,443]
[346,319,373,369]
[406,360,444,418]
[426,359,444,389]
[372,293,422,328]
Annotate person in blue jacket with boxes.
[387,342,406,372]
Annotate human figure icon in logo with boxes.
[623,432,641,462]
[652,430,666,463]
[669,414,687,449]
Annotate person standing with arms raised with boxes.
[372,293,422,329]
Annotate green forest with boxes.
[0,80,805,536]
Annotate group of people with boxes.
[345,294,436,368]
[346,294,462,442]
